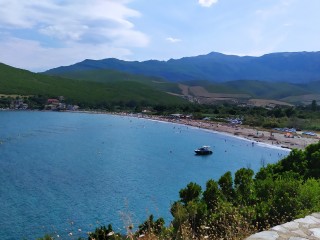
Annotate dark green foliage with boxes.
[297,179,320,216]
[311,100,318,111]
[37,235,52,240]
[0,96,12,108]
[280,149,307,177]
[234,168,255,205]
[205,202,255,239]
[270,107,285,118]
[256,141,320,180]
[88,224,122,240]
[172,182,207,236]
[269,177,301,223]
[179,182,202,204]
[285,107,296,117]
[304,142,320,178]
[218,171,235,202]
[186,200,208,235]
[44,68,182,94]
[137,215,165,236]
[203,179,222,210]
[170,201,189,227]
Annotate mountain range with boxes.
[45,51,320,83]
[1,51,320,108]
[42,51,320,105]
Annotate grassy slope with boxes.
[44,69,182,94]
[0,63,186,105]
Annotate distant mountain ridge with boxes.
[45,51,320,83]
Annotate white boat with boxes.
[194,146,213,155]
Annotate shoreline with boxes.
[113,112,319,150]
[3,109,319,150]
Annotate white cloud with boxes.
[198,0,218,8]
[0,0,149,70]
[166,37,182,43]
[0,37,132,71]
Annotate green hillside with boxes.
[44,68,182,94]
[0,63,186,107]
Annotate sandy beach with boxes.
[136,114,319,150]
[73,110,319,150]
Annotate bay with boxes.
[0,111,289,239]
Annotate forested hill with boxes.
[44,51,320,83]
[0,62,186,107]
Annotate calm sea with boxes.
[0,111,289,239]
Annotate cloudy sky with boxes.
[0,0,319,71]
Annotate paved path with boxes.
[246,213,320,240]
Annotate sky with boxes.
[0,0,320,72]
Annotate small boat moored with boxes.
[194,146,213,155]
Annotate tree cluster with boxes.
[167,142,320,239]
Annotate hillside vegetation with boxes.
[0,63,186,107]
[44,68,182,94]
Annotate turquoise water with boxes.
[0,111,289,239]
